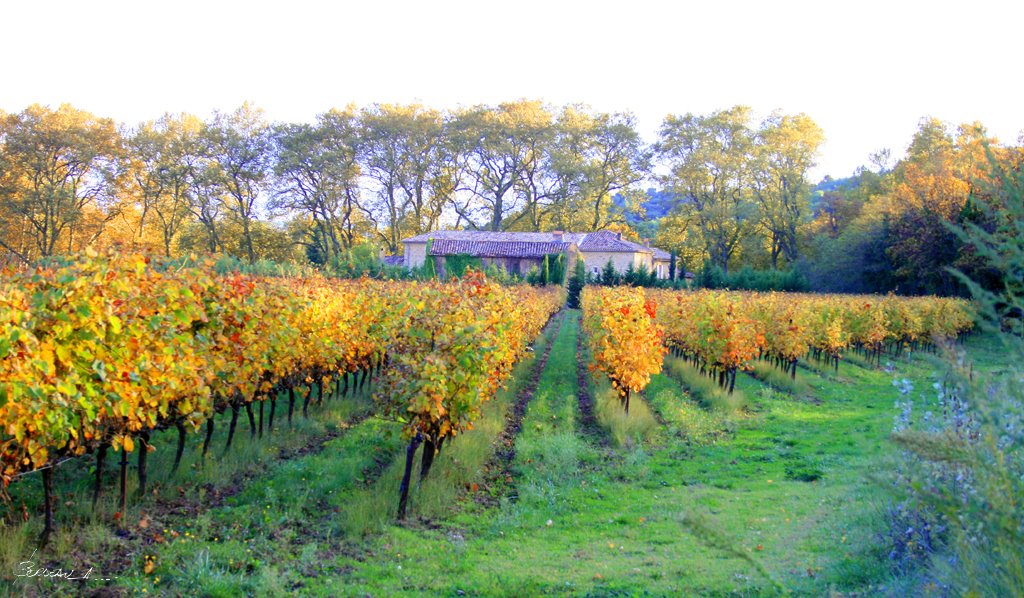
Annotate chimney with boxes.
[553,230,563,242]
[643,238,650,248]
[615,232,622,241]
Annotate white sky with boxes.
[2,0,1021,181]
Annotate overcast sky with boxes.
[3,0,1021,181]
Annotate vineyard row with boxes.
[582,287,974,399]
[0,250,564,535]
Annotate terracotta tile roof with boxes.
[652,248,672,260]
[577,230,652,254]
[404,230,584,244]
[402,229,672,259]
[428,238,572,259]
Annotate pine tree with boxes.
[567,259,586,308]
[635,262,651,287]
[601,259,618,286]
[624,262,637,286]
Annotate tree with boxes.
[567,258,586,308]
[0,104,121,262]
[184,150,225,255]
[205,103,272,263]
[657,106,758,274]
[751,112,824,268]
[123,113,204,256]
[544,107,650,232]
[453,100,553,231]
[578,111,650,231]
[271,107,362,264]
[884,118,998,294]
[357,104,455,252]
[601,258,619,286]
[507,106,562,231]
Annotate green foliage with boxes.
[622,261,637,285]
[697,262,808,292]
[525,254,566,286]
[566,259,586,309]
[642,262,658,286]
[422,240,437,279]
[620,261,658,287]
[600,258,619,286]
[801,213,894,294]
[547,253,566,285]
[524,265,541,285]
[483,263,521,286]
[328,243,404,279]
[441,253,483,279]
[211,255,316,278]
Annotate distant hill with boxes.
[810,175,861,212]
[813,175,860,194]
[613,188,678,224]
[614,179,864,234]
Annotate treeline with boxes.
[798,119,1024,296]
[0,101,818,272]
[0,101,648,267]
[0,102,1020,297]
[652,108,1024,297]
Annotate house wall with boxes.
[653,259,672,279]
[404,242,428,268]
[580,251,652,277]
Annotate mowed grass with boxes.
[321,316,984,595]
[1,312,1005,596]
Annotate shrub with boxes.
[888,151,1024,594]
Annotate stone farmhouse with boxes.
[401,230,675,279]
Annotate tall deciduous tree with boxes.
[503,105,650,233]
[271,107,363,263]
[751,112,824,268]
[206,103,272,263]
[186,147,225,255]
[0,104,121,262]
[124,113,204,256]
[455,100,553,231]
[358,104,455,252]
[577,110,650,231]
[885,119,998,294]
[657,106,757,274]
